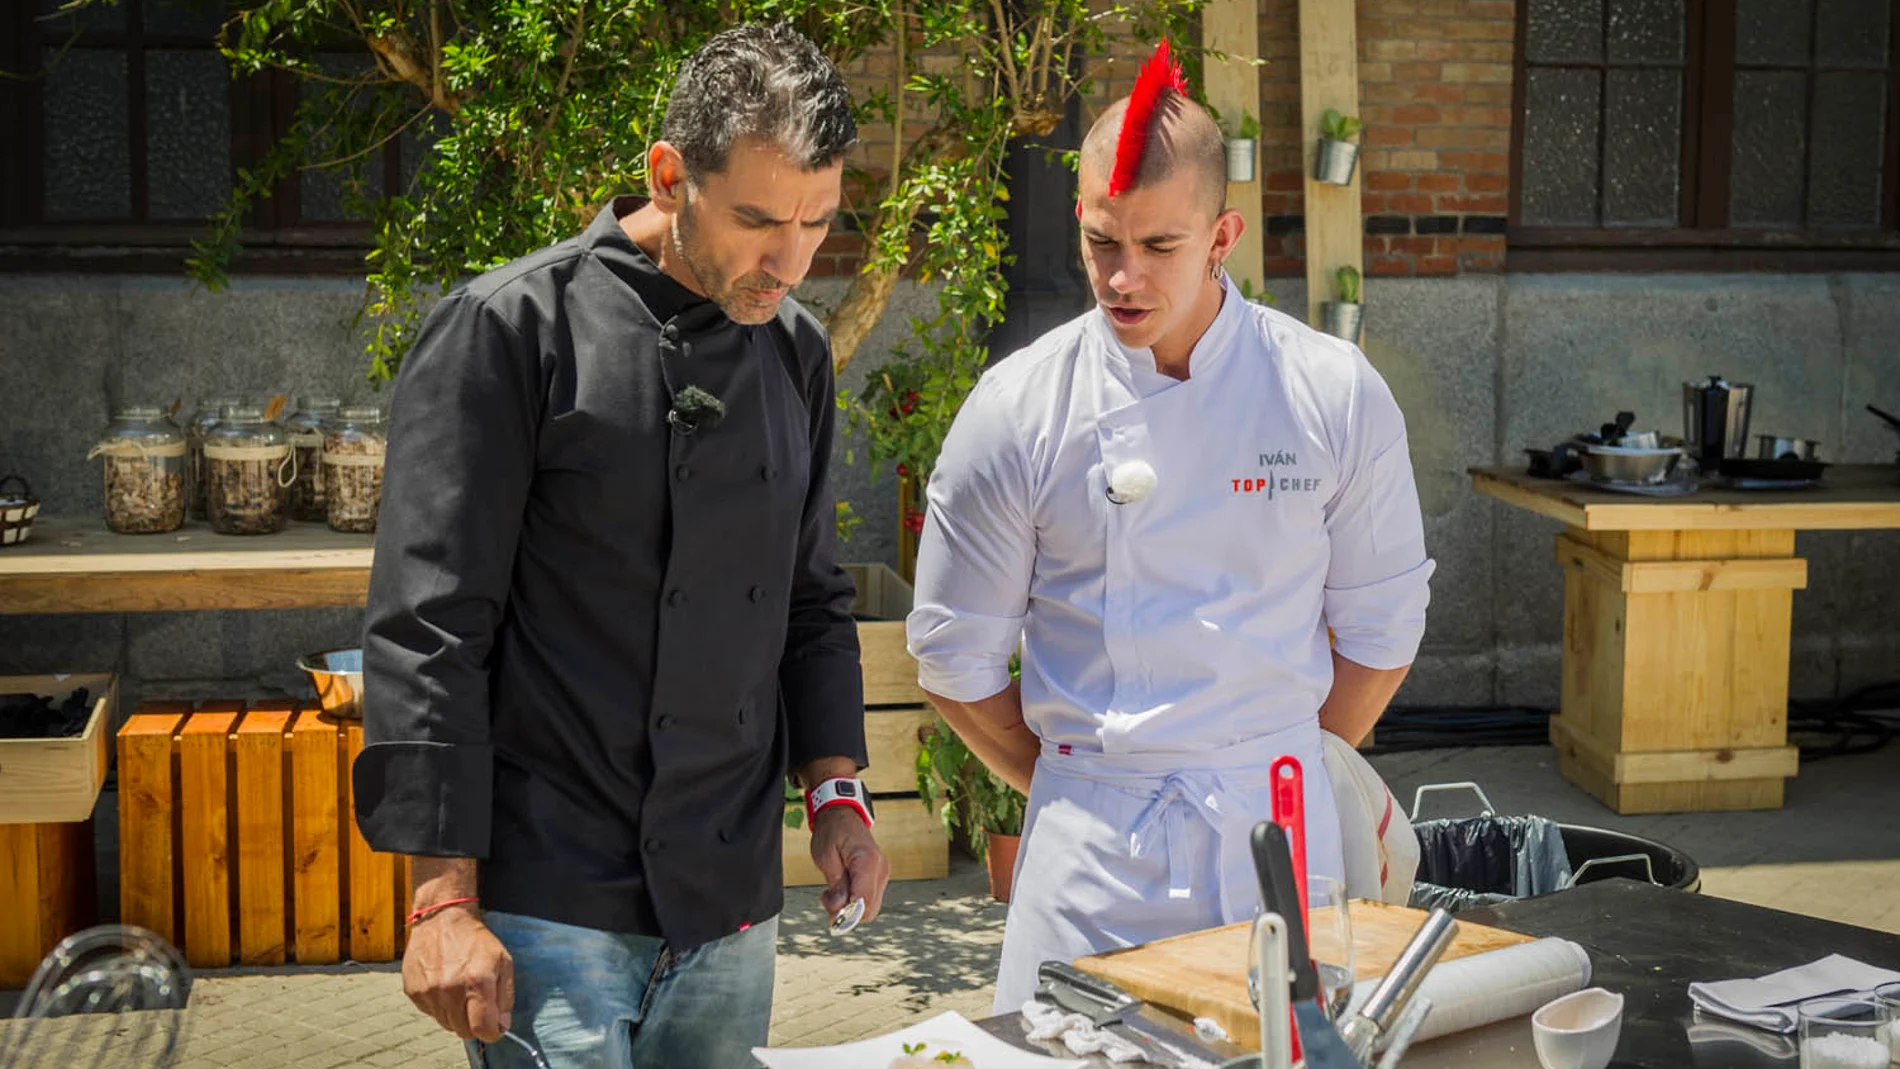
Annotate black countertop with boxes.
[984,879,1900,1068]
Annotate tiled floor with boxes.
[3,745,1895,1067]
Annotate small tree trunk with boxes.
[824,262,899,374]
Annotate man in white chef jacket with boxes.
[906,48,1435,1012]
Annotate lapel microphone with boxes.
[667,385,725,435]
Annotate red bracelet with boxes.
[406,896,479,927]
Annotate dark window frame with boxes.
[1509,0,1900,270]
[0,0,396,274]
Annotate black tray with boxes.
[1719,457,1828,482]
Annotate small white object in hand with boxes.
[1801,1033,1889,1069]
[1106,459,1157,504]
[828,897,865,936]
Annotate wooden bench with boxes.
[117,699,410,968]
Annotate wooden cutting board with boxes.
[1074,901,1534,1050]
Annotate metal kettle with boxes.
[1683,376,1755,466]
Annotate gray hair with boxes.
[663,23,858,179]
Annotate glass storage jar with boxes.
[203,404,292,535]
[90,406,187,534]
[322,405,385,534]
[185,396,239,521]
[283,396,341,522]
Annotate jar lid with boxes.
[338,405,384,420]
[296,396,343,412]
[114,405,165,419]
[220,404,267,421]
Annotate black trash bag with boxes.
[1408,815,1573,912]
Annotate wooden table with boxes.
[1471,464,1900,814]
[0,515,373,614]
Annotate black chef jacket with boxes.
[353,195,866,950]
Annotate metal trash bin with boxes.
[1406,783,1700,912]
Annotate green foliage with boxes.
[914,717,1025,860]
[783,779,806,829]
[1236,277,1275,305]
[1321,107,1364,143]
[1236,110,1261,141]
[1334,264,1362,305]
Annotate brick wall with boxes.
[1258,0,1516,277]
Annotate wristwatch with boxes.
[805,776,875,828]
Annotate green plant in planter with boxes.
[1321,108,1364,143]
[1334,264,1363,305]
[914,718,1026,861]
[1235,110,1262,141]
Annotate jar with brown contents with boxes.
[184,397,238,521]
[322,405,385,534]
[283,396,341,522]
[204,404,292,536]
[90,406,186,534]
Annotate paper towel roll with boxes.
[1346,937,1593,1043]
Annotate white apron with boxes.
[989,284,1350,1012]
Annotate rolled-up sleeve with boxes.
[907,375,1035,702]
[353,293,539,858]
[780,339,867,770]
[1321,350,1435,670]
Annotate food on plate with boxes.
[888,1040,973,1068]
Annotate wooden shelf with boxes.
[1470,465,1900,531]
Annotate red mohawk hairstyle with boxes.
[1109,39,1191,197]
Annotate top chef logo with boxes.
[1233,450,1321,499]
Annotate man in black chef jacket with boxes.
[352,23,890,1069]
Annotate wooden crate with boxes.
[116,699,411,967]
[782,794,949,886]
[0,819,96,987]
[845,562,926,708]
[0,673,115,824]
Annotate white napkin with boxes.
[1020,999,1148,1064]
[1688,954,1900,1034]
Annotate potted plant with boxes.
[1315,107,1365,186]
[915,718,1027,902]
[1224,110,1261,184]
[1321,265,1364,344]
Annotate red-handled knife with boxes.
[1270,755,1308,917]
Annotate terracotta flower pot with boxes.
[986,832,1022,903]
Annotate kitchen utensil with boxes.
[1532,987,1624,1069]
[1580,445,1684,486]
[1719,457,1828,483]
[1755,435,1821,461]
[1375,997,1434,1069]
[1252,911,1295,1069]
[501,1029,553,1069]
[1035,961,1229,1069]
[1596,411,1636,444]
[1525,442,1585,479]
[1683,376,1754,466]
[830,896,866,936]
[1269,757,1308,917]
[297,647,363,719]
[1248,822,1361,1069]
[1337,908,1458,1063]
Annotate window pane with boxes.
[1730,70,1811,226]
[300,54,385,222]
[1806,71,1887,226]
[144,0,230,38]
[36,0,126,33]
[1521,69,1603,226]
[1736,0,1815,66]
[1603,69,1683,225]
[145,50,231,220]
[1815,0,1891,69]
[1525,0,1605,64]
[41,48,130,220]
[1608,0,1686,64]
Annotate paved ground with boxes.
[3,745,1895,1067]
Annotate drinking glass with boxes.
[1798,998,1890,1069]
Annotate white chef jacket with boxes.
[907,275,1434,1010]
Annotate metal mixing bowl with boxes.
[1582,446,1683,485]
[297,647,363,719]
[1754,435,1820,461]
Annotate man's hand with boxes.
[809,806,891,924]
[404,857,513,1043]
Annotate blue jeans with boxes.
[465,910,777,1069]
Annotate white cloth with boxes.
[1321,730,1418,905]
[907,276,1433,1014]
[1689,954,1900,1034]
[1019,999,1147,1063]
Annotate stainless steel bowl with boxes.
[1755,435,1820,461]
[1582,446,1683,485]
[297,647,363,719]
